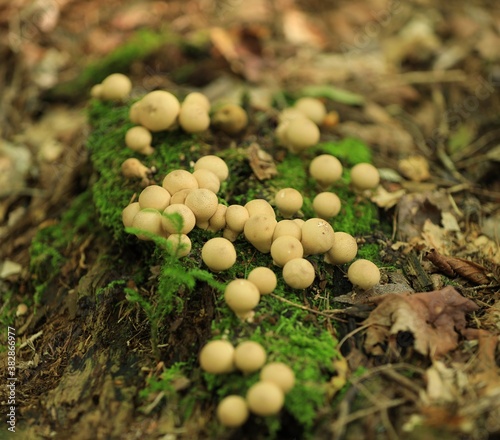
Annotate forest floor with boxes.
[1,1,500,439]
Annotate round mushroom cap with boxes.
[162,170,199,196]
[294,97,326,125]
[275,188,303,218]
[170,188,194,205]
[234,341,267,373]
[207,204,227,232]
[272,220,302,241]
[199,340,235,374]
[247,267,277,295]
[178,103,210,133]
[122,202,141,228]
[202,237,237,272]
[309,154,343,187]
[131,208,164,240]
[347,259,380,290]
[260,362,296,393]
[121,158,150,183]
[137,90,180,132]
[278,107,306,123]
[184,188,219,222]
[183,92,211,112]
[166,234,192,257]
[100,73,132,101]
[301,218,334,255]
[162,204,196,234]
[194,155,229,182]
[243,215,277,253]
[138,185,171,211]
[271,235,304,267]
[192,169,221,193]
[350,163,380,190]
[211,104,248,135]
[284,117,320,153]
[90,84,102,99]
[246,381,285,416]
[125,126,154,155]
[224,279,260,314]
[282,258,315,289]
[129,100,142,124]
[312,192,342,219]
[216,395,249,427]
[245,199,275,218]
[225,205,250,232]
[324,232,357,265]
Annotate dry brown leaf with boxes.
[398,155,430,182]
[426,249,491,285]
[364,286,479,358]
[247,143,278,181]
[370,186,406,209]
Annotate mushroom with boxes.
[192,169,221,194]
[243,215,277,253]
[347,259,380,290]
[312,192,341,219]
[199,339,235,374]
[183,92,211,112]
[166,234,191,257]
[216,395,249,428]
[260,362,295,393]
[99,73,132,101]
[234,341,267,374]
[90,84,102,99]
[324,232,358,265]
[162,204,196,235]
[211,104,248,135]
[224,279,260,315]
[138,185,171,211]
[125,126,154,155]
[131,208,164,240]
[247,267,277,295]
[300,218,334,255]
[207,204,227,232]
[282,257,315,289]
[244,199,275,218]
[270,235,304,267]
[137,90,180,132]
[122,202,141,228]
[121,158,152,186]
[283,117,320,153]
[309,154,343,188]
[202,237,237,271]
[170,188,194,205]
[184,188,219,227]
[162,169,199,196]
[278,107,306,123]
[178,103,210,133]
[293,97,326,125]
[350,163,380,190]
[246,381,285,416]
[223,204,250,241]
[194,155,229,182]
[272,220,302,241]
[129,101,142,124]
[275,188,303,218]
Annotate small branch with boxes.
[19,330,44,349]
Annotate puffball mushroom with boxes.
[294,97,326,125]
[131,208,164,240]
[194,155,229,182]
[309,154,343,188]
[272,220,302,241]
[216,395,249,428]
[178,104,210,133]
[324,232,358,265]
[282,258,315,289]
[260,362,296,393]
[223,204,250,241]
[121,158,152,186]
[275,188,303,218]
[90,84,102,99]
[129,101,142,124]
[234,341,267,374]
[247,267,277,295]
[166,234,192,257]
[122,202,141,228]
[184,188,219,226]
[183,92,211,112]
[199,339,235,374]
[244,215,277,253]
[284,117,320,153]
[162,169,199,195]
[138,185,171,211]
[207,204,227,232]
[301,218,334,255]
[202,237,237,271]
[270,235,304,267]
[246,381,285,416]
[99,73,132,101]
[224,279,261,315]
[312,192,341,219]
[244,199,276,218]
[211,103,248,135]
[170,188,193,205]
[162,204,196,235]
[347,259,380,290]
[350,163,380,190]
[125,126,154,155]
[192,169,220,194]
[137,90,180,132]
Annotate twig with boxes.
[19,330,44,349]
[269,293,346,319]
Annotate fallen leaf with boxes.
[247,143,278,180]
[282,9,327,49]
[398,155,430,182]
[370,186,406,209]
[364,286,479,358]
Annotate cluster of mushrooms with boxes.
[94,73,383,426]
